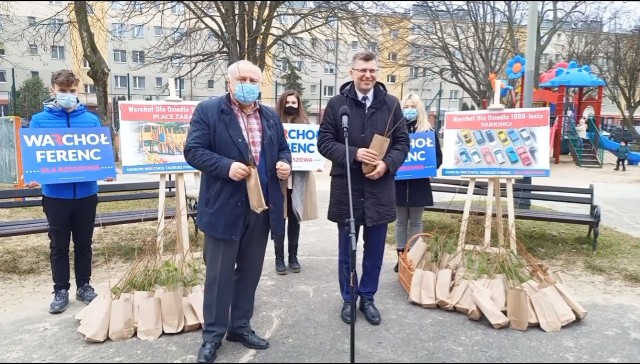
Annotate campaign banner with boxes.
[441,108,551,177]
[395,131,438,180]
[283,123,325,171]
[20,127,116,184]
[118,100,198,174]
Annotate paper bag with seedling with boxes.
[362,103,401,175]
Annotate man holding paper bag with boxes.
[318,51,410,326]
[184,60,291,363]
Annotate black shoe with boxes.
[197,341,221,363]
[49,289,69,314]
[359,299,381,325]
[76,283,98,304]
[288,256,301,273]
[275,256,287,275]
[341,302,356,324]
[226,330,269,349]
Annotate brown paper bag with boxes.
[77,294,112,343]
[137,296,163,340]
[182,297,201,332]
[540,285,576,326]
[435,269,453,309]
[488,275,507,312]
[108,294,135,341]
[363,134,390,174]
[420,271,437,308]
[160,290,185,334]
[409,266,425,304]
[526,295,539,327]
[246,166,268,213]
[188,285,205,325]
[445,279,468,310]
[530,289,561,332]
[471,283,509,329]
[407,237,428,268]
[554,283,587,320]
[454,284,482,320]
[132,291,151,329]
[506,287,528,331]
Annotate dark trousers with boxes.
[616,158,627,170]
[202,210,270,344]
[42,194,98,292]
[337,223,387,302]
[274,188,300,251]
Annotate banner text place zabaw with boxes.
[119,104,197,122]
[22,132,110,163]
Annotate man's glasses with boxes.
[351,68,378,75]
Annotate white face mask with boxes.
[55,92,78,109]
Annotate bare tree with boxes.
[406,1,589,106]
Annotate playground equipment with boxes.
[0,116,24,187]
[138,122,187,156]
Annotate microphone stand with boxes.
[342,117,357,364]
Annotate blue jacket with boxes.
[184,95,292,241]
[29,101,101,199]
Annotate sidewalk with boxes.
[2,160,639,362]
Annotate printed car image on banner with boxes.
[283,123,325,171]
[441,108,551,177]
[20,127,116,184]
[118,100,199,174]
[395,131,438,180]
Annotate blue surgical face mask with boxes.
[55,92,78,109]
[234,82,260,104]
[403,108,417,121]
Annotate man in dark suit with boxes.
[184,59,292,363]
[317,51,410,326]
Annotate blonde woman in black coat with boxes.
[393,93,442,272]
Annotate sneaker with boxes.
[49,289,69,314]
[76,283,98,304]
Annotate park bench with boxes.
[425,177,601,252]
[0,181,197,238]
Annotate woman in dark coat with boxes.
[393,93,443,272]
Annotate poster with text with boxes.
[395,131,438,180]
[20,127,116,184]
[283,123,325,171]
[118,100,199,174]
[441,108,550,177]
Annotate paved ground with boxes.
[1,155,639,363]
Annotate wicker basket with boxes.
[398,233,432,295]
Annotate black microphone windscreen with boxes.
[339,105,351,118]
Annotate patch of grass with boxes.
[0,245,51,275]
[387,210,640,284]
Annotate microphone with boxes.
[339,105,351,131]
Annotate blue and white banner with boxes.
[283,123,325,171]
[395,131,438,180]
[20,127,116,184]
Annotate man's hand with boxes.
[229,162,251,181]
[365,160,388,180]
[355,148,379,165]
[104,177,116,182]
[26,181,40,189]
[276,161,291,180]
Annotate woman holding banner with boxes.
[393,93,442,272]
[273,90,318,274]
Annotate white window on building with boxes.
[132,50,145,64]
[449,90,459,99]
[155,77,163,87]
[390,30,398,39]
[207,80,214,89]
[113,49,127,63]
[112,23,125,37]
[368,42,378,53]
[31,71,39,78]
[291,61,302,72]
[310,84,317,94]
[171,27,184,41]
[411,25,421,35]
[49,18,64,32]
[323,85,334,97]
[133,76,145,89]
[84,84,96,93]
[387,74,396,84]
[324,63,335,75]
[28,16,36,26]
[0,70,6,83]
[409,67,420,79]
[87,3,94,15]
[83,58,90,68]
[174,78,185,91]
[325,39,336,51]
[171,2,184,14]
[132,24,143,38]
[388,52,397,62]
[172,56,183,67]
[276,83,283,98]
[351,41,358,51]
[154,26,163,36]
[309,61,317,72]
[114,75,128,88]
[276,59,289,72]
[132,1,144,11]
[51,45,65,59]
